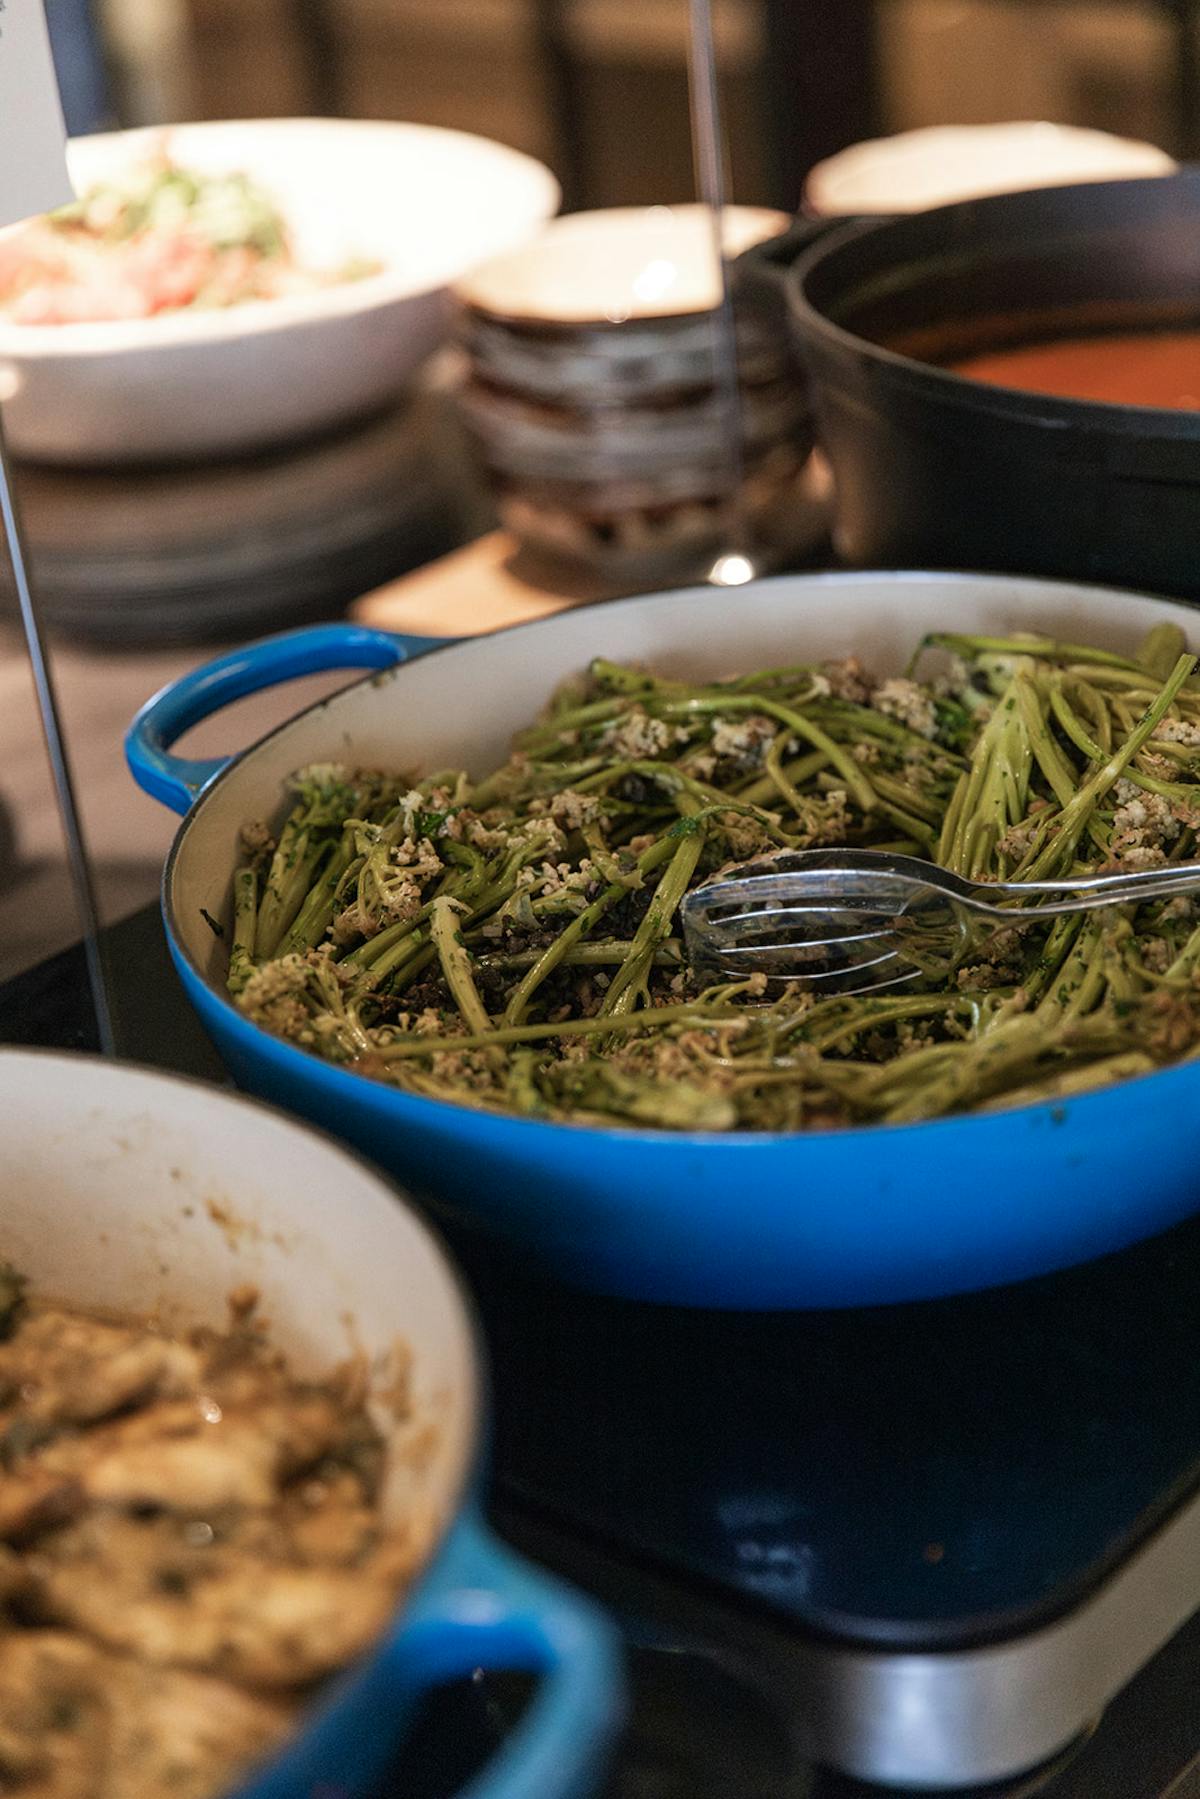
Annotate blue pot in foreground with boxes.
[127,574,1200,1309]
[0,1051,623,1798]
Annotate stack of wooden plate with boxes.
[452,205,819,585]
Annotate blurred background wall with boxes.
[76,0,1190,209]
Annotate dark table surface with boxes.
[5,904,1200,1799]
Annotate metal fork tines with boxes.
[679,848,1200,997]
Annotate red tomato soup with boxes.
[953,331,1200,409]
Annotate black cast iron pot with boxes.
[757,170,1200,599]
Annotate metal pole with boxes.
[686,0,756,582]
[0,411,115,1053]
[289,0,345,118]
[760,0,876,212]
[532,0,589,211]
[1166,0,1200,161]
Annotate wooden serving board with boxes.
[350,530,627,638]
[351,454,834,641]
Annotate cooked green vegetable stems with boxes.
[229,627,1200,1130]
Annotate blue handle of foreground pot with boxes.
[125,623,447,815]
[241,1510,624,1799]
[394,1514,625,1799]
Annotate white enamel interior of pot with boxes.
[0,1050,476,1554]
[171,571,1200,988]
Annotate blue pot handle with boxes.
[394,1513,625,1799]
[125,623,447,816]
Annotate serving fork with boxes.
[679,848,1200,997]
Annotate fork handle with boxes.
[970,861,1200,917]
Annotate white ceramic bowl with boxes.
[804,121,1175,217]
[0,119,560,464]
[0,1048,621,1795]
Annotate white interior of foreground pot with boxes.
[0,1051,476,1545]
[173,570,1200,988]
